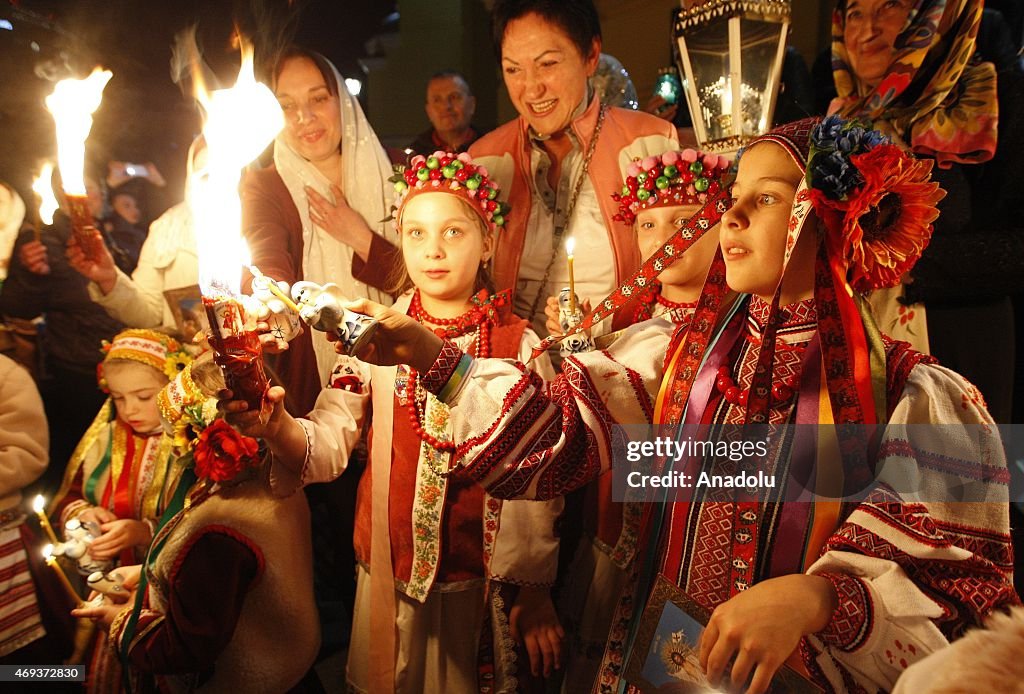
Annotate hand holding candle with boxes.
[32,495,59,545]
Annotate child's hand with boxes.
[698,574,838,694]
[77,506,117,527]
[544,296,563,337]
[509,585,565,678]
[117,564,143,592]
[545,297,592,338]
[72,601,128,629]
[343,299,443,372]
[88,519,151,560]
[220,385,289,441]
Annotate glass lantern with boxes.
[674,0,791,153]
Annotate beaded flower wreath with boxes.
[803,115,945,292]
[390,150,511,234]
[97,329,192,393]
[612,149,732,226]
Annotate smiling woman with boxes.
[468,0,678,337]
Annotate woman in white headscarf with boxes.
[242,48,400,415]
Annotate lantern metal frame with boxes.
[674,0,791,153]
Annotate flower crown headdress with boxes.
[744,114,945,292]
[97,329,192,393]
[612,149,732,226]
[390,151,510,234]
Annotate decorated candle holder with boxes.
[291,281,379,356]
[65,194,105,262]
[56,518,112,576]
[203,296,269,414]
[557,287,594,357]
[86,569,129,600]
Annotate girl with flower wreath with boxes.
[71,350,321,693]
[49,328,193,692]
[543,147,731,691]
[227,150,565,693]
[341,116,1019,694]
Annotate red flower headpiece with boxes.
[192,419,261,483]
[612,149,732,226]
[391,151,510,234]
[799,115,946,292]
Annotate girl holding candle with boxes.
[225,151,566,692]
[339,117,1018,693]
[549,148,732,690]
[50,328,191,691]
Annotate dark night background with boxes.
[0,0,397,214]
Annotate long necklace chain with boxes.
[527,104,608,322]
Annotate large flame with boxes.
[191,44,283,296]
[32,163,59,225]
[44,68,113,195]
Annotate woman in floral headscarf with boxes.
[829,0,1024,423]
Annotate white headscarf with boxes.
[0,184,26,282]
[272,55,397,381]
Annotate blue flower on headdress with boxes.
[808,115,890,201]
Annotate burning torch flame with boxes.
[32,163,58,225]
[44,68,113,195]
[191,43,283,297]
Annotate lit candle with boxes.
[189,42,282,415]
[42,544,82,607]
[565,236,577,315]
[31,162,59,244]
[32,495,59,546]
[45,68,113,262]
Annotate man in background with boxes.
[407,70,480,155]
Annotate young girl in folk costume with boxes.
[552,148,731,691]
[73,354,320,693]
[347,117,1019,694]
[50,329,192,692]
[227,151,565,692]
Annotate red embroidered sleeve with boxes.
[816,571,873,652]
[420,340,467,396]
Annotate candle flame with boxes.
[32,494,46,515]
[191,42,283,296]
[32,164,58,225]
[565,236,575,257]
[45,68,113,195]
[42,543,54,561]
